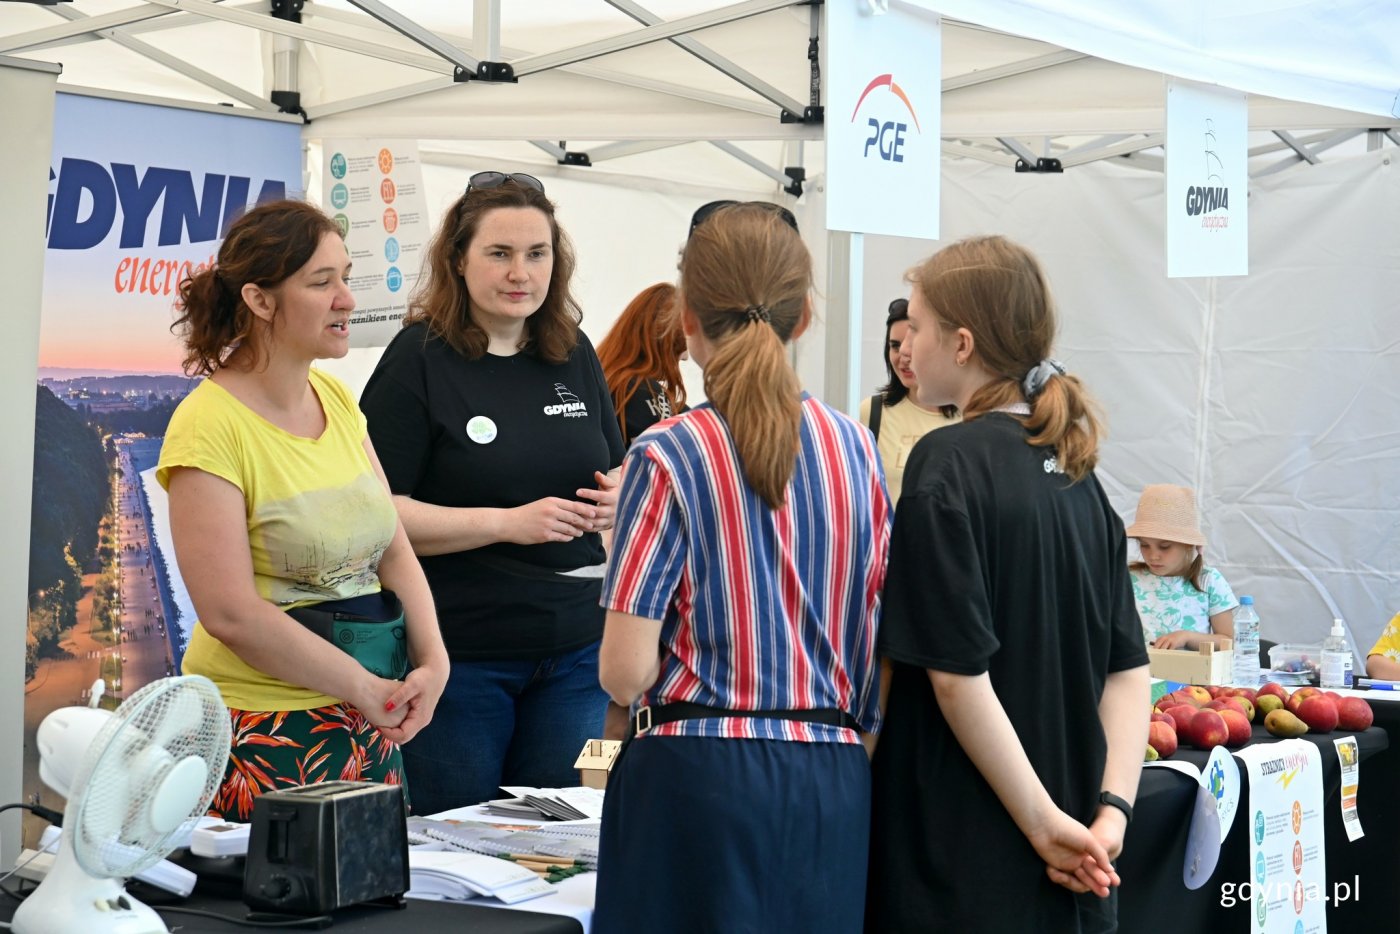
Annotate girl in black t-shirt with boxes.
[866,235,1150,933]
[596,282,689,447]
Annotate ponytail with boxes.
[173,268,259,376]
[1023,372,1102,482]
[703,319,802,509]
[678,202,811,510]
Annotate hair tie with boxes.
[1021,358,1065,400]
[744,305,770,324]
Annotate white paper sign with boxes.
[1234,741,1327,933]
[826,3,940,239]
[1333,736,1364,842]
[1165,78,1249,278]
[321,139,430,346]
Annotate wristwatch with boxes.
[1098,791,1133,824]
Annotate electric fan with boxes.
[14,675,231,934]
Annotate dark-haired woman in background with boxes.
[360,173,624,815]
[596,282,688,447]
[160,199,448,819]
[595,203,890,933]
[859,297,958,505]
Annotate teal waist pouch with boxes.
[286,589,408,681]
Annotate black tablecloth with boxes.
[0,885,583,934]
[1119,713,1393,933]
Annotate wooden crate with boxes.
[1148,640,1234,686]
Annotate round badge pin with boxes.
[466,416,497,444]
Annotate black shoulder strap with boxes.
[867,393,883,440]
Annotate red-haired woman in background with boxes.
[596,282,689,447]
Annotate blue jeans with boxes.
[399,642,608,815]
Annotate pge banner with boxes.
[321,139,429,347]
[1165,78,1249,278]
[27,92,299,823]
[826,3,941,240]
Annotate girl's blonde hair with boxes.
[679,203,811,509]
[908,235,1102,482]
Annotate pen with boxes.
[1355,680,1400,691]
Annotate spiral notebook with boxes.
[407,816,600,869]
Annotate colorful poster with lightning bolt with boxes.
[1234,740,1327,933]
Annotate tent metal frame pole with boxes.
[40,3,277,112]
[941,141,1017,167]
[995,136,1039,163]
[345,0,479,76]
[1058,133,1163,168]
[306,77,454,120]
[474,0,501,63]
[585,140,691,161]
[1385,129,1400,148]
[512,0,805,78]
[0,5,180,54]
[601,0,805,117]
[24,2,263,50]
[1272,130,1320,165]
[1057,134,1130,157]
[942,49,1088,93]
[530,141,568,161]
[137,0,454,75]
[823,232,864,417]
[709,140,793,188]
[1251,129,1364,178]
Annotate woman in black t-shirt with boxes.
[866,236,1150,933]
[596,282,689,446]
[360,173,624,815]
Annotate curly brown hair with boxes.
[172,199,341,376]
[405,181,581,363]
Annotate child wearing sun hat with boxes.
[1126,484,1239,649]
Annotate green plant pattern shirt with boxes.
[1131,566,1238,645]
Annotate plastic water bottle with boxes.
[1320,619,1349,690]
[1231,596,1261,687]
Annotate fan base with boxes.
[12,844,168,934]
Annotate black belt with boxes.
[633,701,861,736]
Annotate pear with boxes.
[1264,708,1309,738]
[1144,744,1160,762]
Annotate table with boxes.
[0,886,583,934]
[1118,697,1396,933]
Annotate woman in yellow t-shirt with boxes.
[158,200,449,819]
[859,298,959,503]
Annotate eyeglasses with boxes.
[688,200,799,239]
[466,171,545,194]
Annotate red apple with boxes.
[1295,695,1339,733]
[1206,685,1226,699]
[1206,697,1250,720]
[1218,709,1252,747]
[1337,697,1374,732]
[1184,685,1213,705]
[1223,687,1259,704]
[1287,687,1321,715]
[1189,709,1230,749]
[1257,682,1291,704]
[1148,720,1179,758]
[1165,705,1199,732]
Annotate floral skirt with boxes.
[210,703,406,821]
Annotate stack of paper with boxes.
[484,786,605,821]
[407,850,556,904]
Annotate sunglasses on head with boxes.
[688,200,799,239]
[466,171,545,194]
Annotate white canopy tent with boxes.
[2,2,1399,859]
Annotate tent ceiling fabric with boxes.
[4,1,1396,144]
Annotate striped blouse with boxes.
[601,395,891,744]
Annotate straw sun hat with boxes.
[1124,484,1206,547]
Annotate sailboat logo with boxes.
[544,383,588,418]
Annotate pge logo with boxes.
[851,74,922,163]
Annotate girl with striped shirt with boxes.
[594,203,891,933]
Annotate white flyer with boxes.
[1332,737,1364,842]
[1233,740,1326,933]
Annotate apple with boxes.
[1223,687,1259,704]
[1217,709,1252,747]
[1206,685,1227,699]
[1165,705,1200,731]
[1264,708,1309,738]
[1257,682,1291,704]
[1184,685,1212,705]
[1148,720,1179,758]
[1287,687,1321,715]
[1151,711,1177,731]
[1189,709,1230,749]
[1206,697,1250,721]
[1337,697,1375,732]
[1295,695,1339,733]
